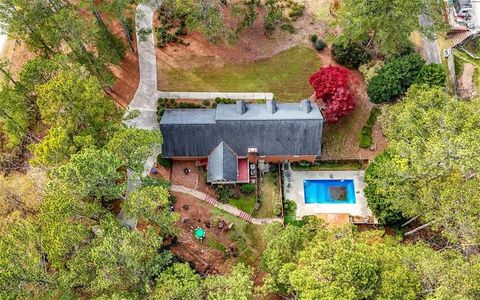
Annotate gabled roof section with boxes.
[160,100,323,158]
[207,141,238,183]
[215,101,322,121]
[160,109,216,124]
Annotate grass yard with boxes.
[256,172,282,218]
[211,208,266,265]
[160,46,321,101]
[228,195,256,215]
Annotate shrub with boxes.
[280,23,295,34]
[414,63,446,87]
[215,97,236,104]
[314,39,326,51]
[141,176,171,189]
[202,99,211,107]
[273,204,282,216]
[359,60,384,84]
[157,27,177,47]
[309,66,356,123]
[215,185,234,202]
[157,107,165,121]
[264,3,284,33]
[310,34,318,43]
[178,102,201,109]
[241,183,256,195]
[367,54,425,103]
[283,200,297,216]
[157,154,172,167]
[359,107,380,148]
[332,42,371,69]
[175,22,187,36]
[288,2,305,20]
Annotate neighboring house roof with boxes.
[160,100,323,158]
[207,141,238,182]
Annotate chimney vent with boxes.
[300,99,312,113]
[266,100,277,114]
[236,100,247,115]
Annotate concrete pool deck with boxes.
[283,169,373,219]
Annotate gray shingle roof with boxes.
[207,142,238,182]
[160,101,323,158]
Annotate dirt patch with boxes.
[171,161,199,189]
[171,160,216,196]
[104,11,139,107]
[150,163,171,180]
[155,1,330,77]
[171,192,237,275]
[2,40,36,80]
[457,63,477,99]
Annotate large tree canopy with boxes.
[30,69,121,167]
[50,148,125,201]
[261,221,480,299]
[107,127,162,173]
[366,85,480,248]
[122,185,179,236]
[0,0,125,85]
[150,263,203,300]
[333,0,444,54]
[204,263,254,300]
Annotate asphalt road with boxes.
[419,14,441,64]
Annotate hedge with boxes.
[367,54,425,103]
[359,107,381,148]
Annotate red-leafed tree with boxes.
[309,65,356,123]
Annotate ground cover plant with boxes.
[160,46,321,101]
[211,208,267,266]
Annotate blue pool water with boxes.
[304,179,356,204]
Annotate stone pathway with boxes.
[171,185,282,225]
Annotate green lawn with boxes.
[228,195,256,215]
[211,208,266,265]
[161,46,322,101]
[256,172,281,218]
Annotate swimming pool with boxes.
[304,179,356,204]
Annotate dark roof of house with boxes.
[207,142,238,182]
[160,100,323,158]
